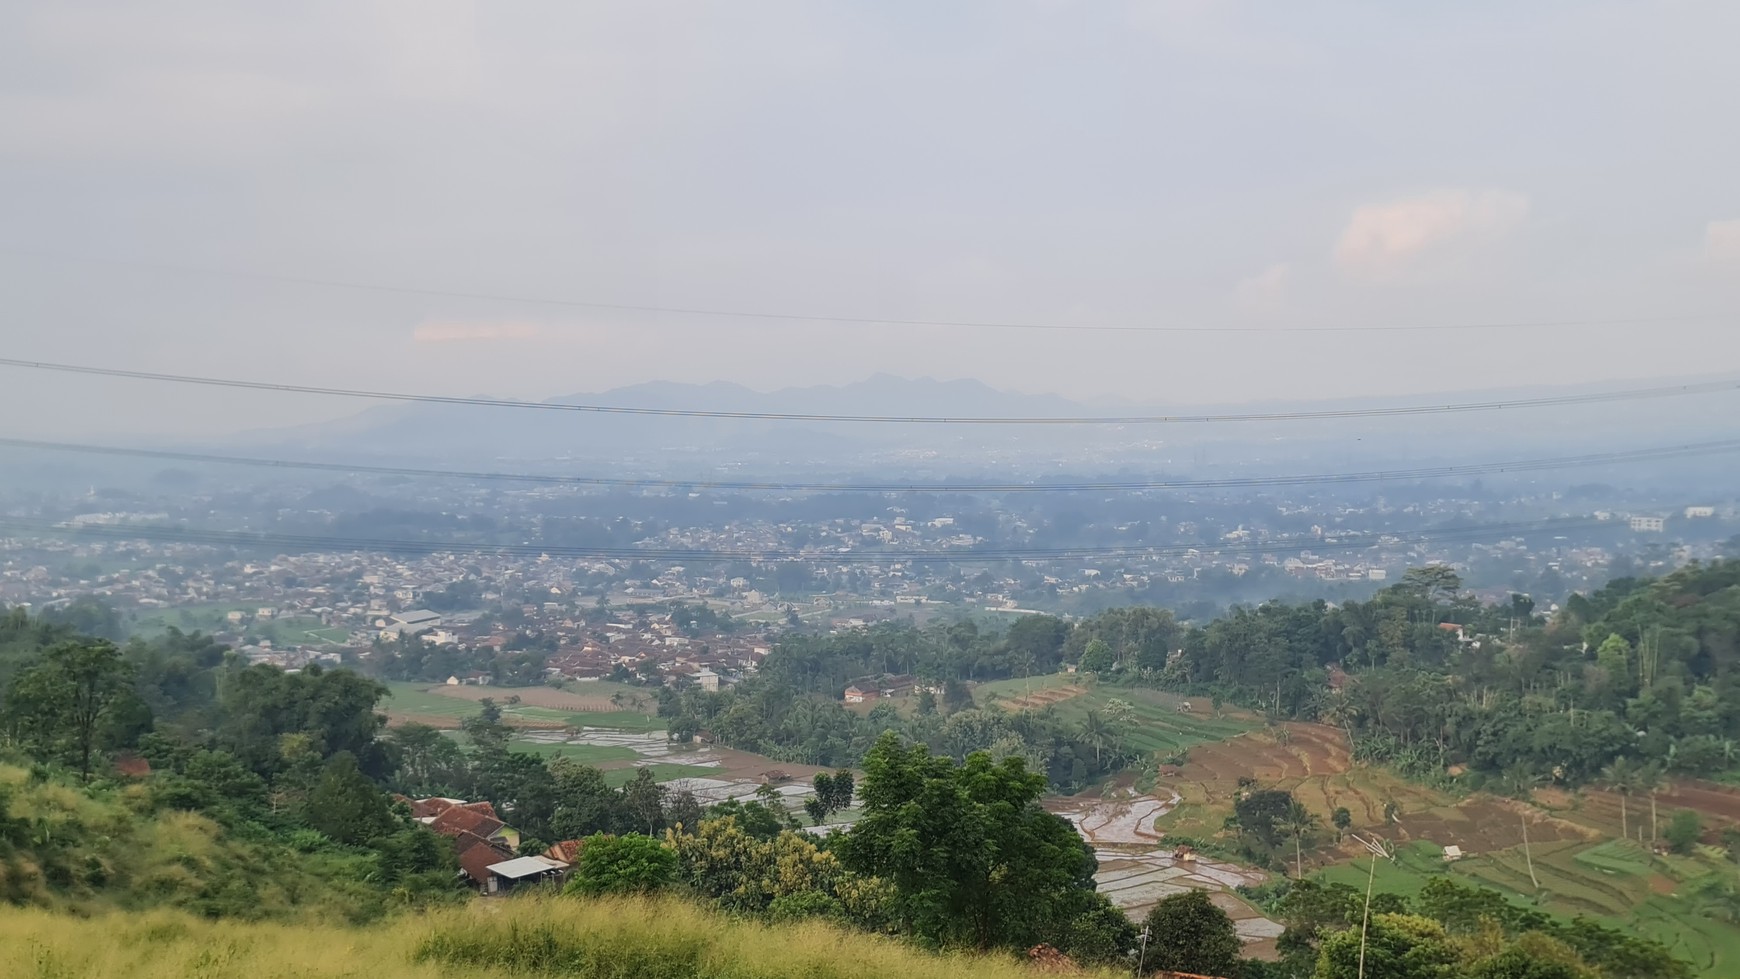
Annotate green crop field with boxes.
[381,683,668,732]
[1313,835,1740,976]
[974,676,1257,756]
[381,682,486,718]
[1317,841,1451,899]
[558,710,667,732]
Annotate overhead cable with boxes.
[2,436,1738,493]
[2,357,1736,425]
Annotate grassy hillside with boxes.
[0,764,443,924]
[0,894,1086,979]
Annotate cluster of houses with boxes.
[403,795,578,895]
[842,673,926,705]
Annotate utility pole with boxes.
[1134,925,1151,978]
[1521,812,1539,891]
[1357,853,1377,979]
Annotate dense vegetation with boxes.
[665,562,1740,800]
[3,561,1733,977]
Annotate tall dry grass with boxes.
[0,894,1088,979]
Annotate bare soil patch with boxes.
[1391,797,1590,853]
[1002,684,1089,711]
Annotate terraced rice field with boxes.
[1317,834,1740,976]
[977,678,1259,756]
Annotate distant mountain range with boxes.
[224,371,1740,476]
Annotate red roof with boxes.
[405,796,464,819]
[458,837,515,885]
[431,804,505,840]
[544,839,584,863]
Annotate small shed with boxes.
[484,855,570,894]
[1442,845,1465,862]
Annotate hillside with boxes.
[0,763,453,923]
[0,894,1070,979]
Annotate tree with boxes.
[1638,762,1666,842]
[1665,810,1703,855]
[3,639,138,780]
[303,751,397,845]
[1141,890,1241,977]
[1332,807,1353,832]
[620,766,666,835]
[1600,758,1640,840]
[827,770,855,811]
[1235,788,1298,854]
[1313,912,1459,979]
[666,788,704,834]
[804,796,829,826]
[550,760,625,839]
[1282,802,1319,878]
[565,833,677,895]
[1078,638,1114,674]
[835,732,1095,951]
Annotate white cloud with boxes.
[1334,189,1529,273]
[1236,262,1291,300]
[413,321,542,343]
[1706,219,1740,267]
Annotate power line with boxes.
[0,516,1605,565]
[1,248,1727,335]
[3,435,1738,493]
[2,357,1737,425]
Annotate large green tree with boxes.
[303,751,398,845]
[835,732,1095,950]
[3,639,138,779]
[565,833,677,895]
[1141,889,1241,977]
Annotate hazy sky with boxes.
[2,1,1738,437]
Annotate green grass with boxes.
[382,684,666,732]
[381,682,486,719]
[1317,841,1451,899]
[0,893,1064,979]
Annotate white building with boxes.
[1629,516,1666,532]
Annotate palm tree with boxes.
[1078,710,1110,766]
[1601,758,1640,841]
[1639,762,1666,843]
[1281,803,1319,879]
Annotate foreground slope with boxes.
[0,894,1081,979]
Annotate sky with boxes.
[1,1,1738,437]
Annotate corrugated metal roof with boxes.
[486,855,569,879]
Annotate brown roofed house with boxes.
[457,834,516,888]
[430,804,506,842]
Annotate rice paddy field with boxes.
[1317,834,1740,976]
